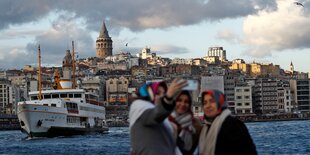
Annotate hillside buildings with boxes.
[1,21,309,123]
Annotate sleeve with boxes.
[216,117,257,155]
[139,97,175,126]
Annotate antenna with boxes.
[72,41,76,89]
[38,45,42,100]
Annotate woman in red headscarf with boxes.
[198,89,257,155]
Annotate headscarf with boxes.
[169,90,195,152]
[137,81,167,102]
[201,89,227,113]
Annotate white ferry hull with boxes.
[18,104,108,137]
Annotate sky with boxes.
[0,0,310,72]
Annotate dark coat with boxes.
[215,116,257,155]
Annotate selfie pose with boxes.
[169,90,202,155]
[199,89,257,155]
[129,79,187,155]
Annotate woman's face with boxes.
[203,94,220,118]
[175,94,190,114]
[154,86,166,105]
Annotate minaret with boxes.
[290,61,294,74]
[96,21,113,59]
[62,50,72,80]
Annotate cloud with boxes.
[216,30,239,43]
[0,47,30,69]
[150,44,191,55]
[242,0,310,57]
[25,13,94,66]
[0,0,276,32]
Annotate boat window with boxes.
[69,94,73,98]
[74,94,82,98]
[51,104,56,107]
[52,94,59,98]
[43,104,48,106]
[31,96,38,100]
[60,94,67,98]
[44,94,51,99]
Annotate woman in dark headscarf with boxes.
[129,79,187,155]
[169,90,202,155]
[198,89,257,155]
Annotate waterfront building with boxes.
[290,79,310,112]
[234,85,253,114]
[252,78,278,114]
[277,85,292,113]
[200,76,224,94]
[0,79,21,114]
[224,72,237,113]
[96,21,113,59]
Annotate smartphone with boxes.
[183,80,198,90]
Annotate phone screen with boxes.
[183,80,198,90]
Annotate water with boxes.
[247,120,310,155]
[0,120,309,155]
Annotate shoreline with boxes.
[244,118,310,123]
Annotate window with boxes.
[237,96,242,99]
[44,95,51,99]
[60,94,67,98]
[237,103,242,106]
[244,89,250,92]
[245,103,250,106]
[52,94,59,98]
[74,94,82,98]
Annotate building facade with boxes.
[206,47,227,62]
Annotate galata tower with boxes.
[96,21,113,59]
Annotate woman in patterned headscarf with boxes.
[169,90,202,155]
[198,89,257,155]
[129,79,187,155]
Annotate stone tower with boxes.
[96,21,113,59]
[62,50,72,80]
[290,61,294,74]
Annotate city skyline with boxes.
[1,0,310,72]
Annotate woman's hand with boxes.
[166,78,188,99]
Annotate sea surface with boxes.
[0,120,309,155]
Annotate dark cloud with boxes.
[0,0,277,32]
[0,0,52,29]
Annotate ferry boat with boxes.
[17,44,108,137]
